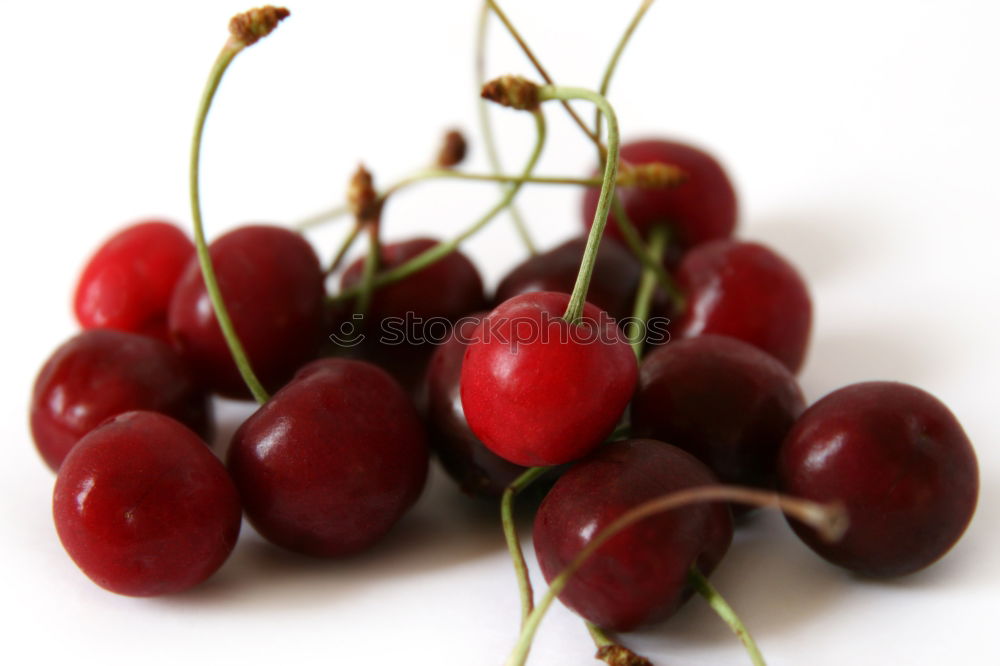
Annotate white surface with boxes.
[1,1,998,664]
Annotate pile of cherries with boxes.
[31,5,978,665]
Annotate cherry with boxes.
[778,381,978,577]
[533,438,733,631]
[581,138,737,249]
[631,335,805,491]
[674,239,812,373]
[53,411,241,596]
[73,220,195,342]
[227,357,429,557]
[425,314,526,496]
[30,329,211,471]
[494,236,642,322]
[168,225,325,399]
[460,292,637,467]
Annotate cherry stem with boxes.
[331,110,547,303]
[188,15,287,406]
[477,2,536,255]
[356,221,380,315]
[503,485,847,666]
[612,197,686,307]
[594,0,655,155]
[586,622,653,666]
[325,222,362,276]
[628,224,669,359]
[501,466,551,627]
[532,86,620,324]
[688,566,765,666]
[485,0,603,150]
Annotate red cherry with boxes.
[460,292,637,467]
[581,138,737,248]
[533,439,733,631]
[778,381,978,577]
[30,329,211,471]
[425,314,526,496]
[168,225,325,399]
[73,220,195,341]
[494,236,641,322]
[53,411,241,596]
[674,239,812,373]
[631,335,805,490]
[227,358,429,557]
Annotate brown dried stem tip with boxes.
[229,6,290,47]
[436,129,468,168]
[618,162,688,189]
[481,75,541,111]
[348,164,380,223]
[595,645,653,666]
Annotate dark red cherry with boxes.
[30,329,211,471]
[340,236,486,326]
[168,225,325,399]
[227,358,429,557]
[581,138,737,249]
[73,220,195,341]
[53,411,241,596]
[674,239,812,373]
[631,335,805,491]
[533,439,733,631]
[425,314,526,496]
[460,292,637,467]
[494,236,641,322]
[778,381,978,578]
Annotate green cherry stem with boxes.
[355,221,380,315]
[476,1,536,254]
[586,622,652,666]
[628,224,669,359]
[331,110,547,304]
[688,567,765,666]
[501,466,551,626]
[612,197,686,308]
[325,222,362,276]
[533,86,620,324]
[503,486,847,666]
[189,8,288,406]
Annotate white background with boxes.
[2,1,998,664]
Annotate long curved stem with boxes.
[355,222,380,315]
[628,224,669,358]
[501,466,550,627]
[689,567,766,666]
[504,486,847,666]
[613,197,686,307]
[333,111,547,302]
[325,222,362,276]
[534,86,619,324]
[477,2,536,254]
[189,41,269,404]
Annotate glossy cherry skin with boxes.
[73,220,195,341]
[30,329,211,471]
[227,358,429,557]
[494,236,641,322]
[778,382,978,578]
[425,314,525,496]
[581,138,737,249]
[460,292,637,467]
[168,225,325,399]
[533,439,733,631]
[631,335,805,491]
[674,239,812,373]
[53,411,241,596]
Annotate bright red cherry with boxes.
[631,335,805,490]
[674,239,812,373]
[533,439,733,631]
[227,358,429,557]
[778,381,978,578]
[73,220,195,341]
[53,411,241,596]
[425,314,525,496]
[494,236,641,322]
[168,225,325,399]
[460,292,637,467]
[581,138,737,249]
[30,329,211,471]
